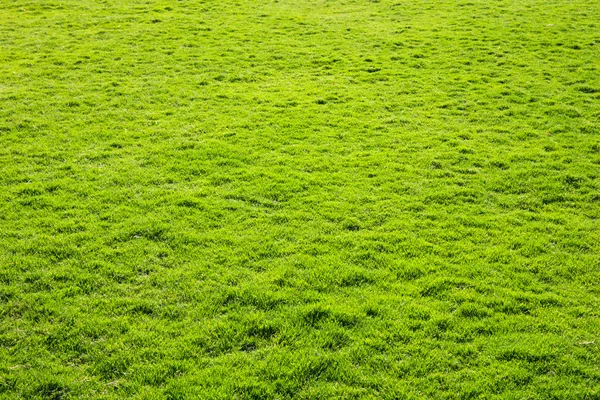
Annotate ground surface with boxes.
[1,0,599,398]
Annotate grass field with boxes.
[1,0,599,398]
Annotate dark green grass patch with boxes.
[1,0,599,398]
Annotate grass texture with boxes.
[1,0,599,398]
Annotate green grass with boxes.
[1,0,599,398]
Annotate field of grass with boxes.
[1,0,599,398]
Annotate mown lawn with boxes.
[1,0,599,398]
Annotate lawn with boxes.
[0,0,599,398]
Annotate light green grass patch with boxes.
[0,0,599,398]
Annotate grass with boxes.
[0,0,599,398]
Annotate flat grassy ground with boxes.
[1,0,599,398]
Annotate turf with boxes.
[1,0,599,398]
